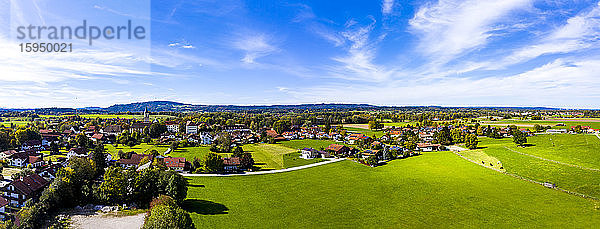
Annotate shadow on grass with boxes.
[182,199,229,215]
[188,184,205,188]
[475,146,488,149]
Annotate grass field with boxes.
[40,114,175,120]
[242,144,296,170]
[481,119,600,129]
[344,127,385,138]
[464,134,600,198]
[282,152,325,168]
[184,151,600,228]
[277,139,340,150]
[167,146,215,161]
[105,143,170,159]
[0,121,31,128]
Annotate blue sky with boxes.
[1,0,600,108]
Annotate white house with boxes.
[165,121,179,133]
[186,121,198,135]
[67,148,89,159]
[198,132,213,145]
[546,129,567,134]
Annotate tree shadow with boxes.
[188,184,205,188]
[522,143,536,147]
[182,199,229,215]
[475,146,488,149]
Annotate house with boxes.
[102,125,123,135]
[186,121,198,135]
[67,148,89,159]
[223,157,241,172]
[130,123,151,133]
[198,132,213,145]
[417,143,441,152]
[300,148,320,159]
[8,152,40,168]
[2,174,49,208]
[0,150,17,159]
[91,133,105,142]
[163,157,186,171]
[118,153,153,169]
[325,144,350,156]
[165,121,179,133]
[546,129,567,134]
[0,197,8,220]
[21,140,43,152]
[362,149,380,159]
[28,156,44,168]
[36,164,63,181]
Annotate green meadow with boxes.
[481,119,600,129]
[184,151,600,228]
[464,134,600,198]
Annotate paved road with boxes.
[182,158,345,177]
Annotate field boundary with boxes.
[181,158,345,177]
[450,150,599,200]
[503,146,600,171]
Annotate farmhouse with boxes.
[223,157,241,172]
[118,153,153,169]
[2,174,49,208]
[417,143,441,152]
[300,148,328,159]
[67,148,89,158]
[102,125,123,135]
[325,144,350,156]
[163,157,187,171]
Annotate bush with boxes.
[143,195,194,229]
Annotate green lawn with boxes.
[167,146,215,161]
[242,144,296,170]
[184,151,600,228]
[466,134,600,198]
[481,119,600,129]
[0,121,30,128]
[105,143,170,159]
[343,127,385,138]
[277,139,340,150]
[282,152,325,168]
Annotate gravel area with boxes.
[70,212,145,229]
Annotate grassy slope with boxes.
[344,127,385,137]
[184,152,600,228]
[277,139,340,150]
[242,144,296,170]
[473,135,600,198]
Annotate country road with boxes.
[182,158,345,177]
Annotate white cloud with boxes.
[233,33,278,64]
[382,0,394,15]
[409,0,532,62]
[488,4,600,69]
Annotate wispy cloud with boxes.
[382,0,394,15]
[409,0,532,63]
[233,33,278,64]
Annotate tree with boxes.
[239,153,255,170]
[203,153,223,173]
[14,128,41,145]
[157,170,188,204]
[513,130,527,147]
[90,144,107,177]
[96,166,128,204]
[450,128,464,143]
[272,120,288,134]
[142,196,194,229]
[365,155,378,166]
[231,146,244,158]
[434,127,452,145]
[75,133,90,148]
[464,134,478,149]
[147,123,167,138]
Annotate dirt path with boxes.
[182,158,345,177]
[70,213,145,229]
